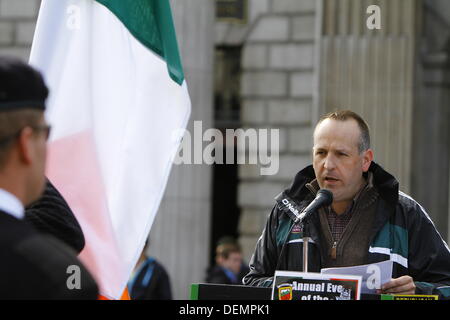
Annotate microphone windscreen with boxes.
[317,189,333,206]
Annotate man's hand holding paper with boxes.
[321,260,394,294]
[378,275,416,295]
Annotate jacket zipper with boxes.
[331,241,337,260]
[328,185,368,260]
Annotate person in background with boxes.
[128,240,172,300]
[206,236,249,285]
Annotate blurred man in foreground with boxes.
[0,56,98,299]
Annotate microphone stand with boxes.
[285,189,332,273]
[302,220,310,273]
[294,211,313,273]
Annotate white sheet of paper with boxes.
[321,260,393,294]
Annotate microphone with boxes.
[295,189,333,224]
[275,189,333,272]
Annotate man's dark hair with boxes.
[216,237,241,260]
[216,243,241,260]
[0,56,48,111]
[317,110,371,153]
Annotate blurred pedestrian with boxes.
[128,240,172,300]
[206,236,248,285]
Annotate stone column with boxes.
[412,0,450,241]
[413,52,450,240]
[319,0,421,194]
[148,0,215,299]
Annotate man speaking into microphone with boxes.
[243,110,450,298]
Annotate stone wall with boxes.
[218,0,450,258]
[412,0,450,242]
[0,0,40,60]
[319,0,420,194]
[215,0,320,261]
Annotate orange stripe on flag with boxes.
[98,288,130,300]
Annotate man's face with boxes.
[222,252,243,275]
[312,118,373,205]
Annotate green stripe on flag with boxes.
[95,0,185,85]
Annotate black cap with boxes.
[0,56,48,111]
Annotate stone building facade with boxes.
[215,0,320,260]
[214,0,450,264]
[0,0,39,60]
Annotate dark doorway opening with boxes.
[210,46,242,266]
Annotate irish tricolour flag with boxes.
[29,0,191,299]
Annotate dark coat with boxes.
[243,162,450,299]
[206,264,250,285]
[129,257,172,300]
[25,179,85,254]
[206,266,238,285]
[0,211,98,299]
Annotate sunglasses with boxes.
[0,124,52,146]
[30,124,52,140]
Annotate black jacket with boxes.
[243,162,450,299]
[25,179,85,254]
[128,257,172,300]
[0,211,98,299]
[206,264,250,285]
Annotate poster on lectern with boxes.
[272,271,362,301]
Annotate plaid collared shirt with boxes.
[327,203,354,243]
[326,182,368,243]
